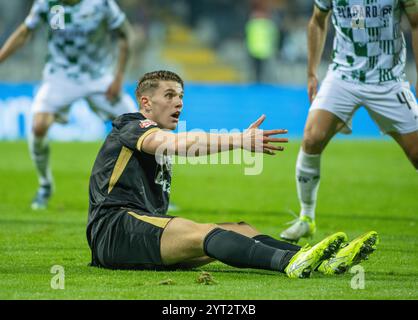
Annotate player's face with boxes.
[148,81,184,130]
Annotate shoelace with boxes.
[300,244,311,251]
[284,209,299,226]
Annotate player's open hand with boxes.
[308,75,318,104]
[243,114,288,155]
[106,76,122,103]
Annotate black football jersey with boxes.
[87,113,172,245]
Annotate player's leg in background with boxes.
[86,73,137,121]
[279,73,362,242]
[86,91,137,120]
[362,81,418,171]
[29,112,55,210]
[388,130,418,169]
[299,109,344,217]
[29,82,79,210]
[280,109,345,242]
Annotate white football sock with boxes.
[28,133,53,187]
[295,148,321,220]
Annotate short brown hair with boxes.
[135,70,184,101]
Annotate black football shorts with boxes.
[91,207,175,270]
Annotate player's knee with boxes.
[32,122,49,137]
[188,223,218,249]
[202,223,218,237]
[237,221,260,237]
[32,126,47,138]
[237,221,257,231]
[302,133,325,154]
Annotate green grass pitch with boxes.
[0,140,417,300]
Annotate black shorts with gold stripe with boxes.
[91,207,175,270]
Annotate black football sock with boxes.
[203,228,296,272]
[253,234,301,252]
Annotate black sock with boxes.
[253,234,301,252]
[204,228,296,272]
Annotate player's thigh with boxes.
[170,256,216,269]
[32,75,86,128]
[305,74,359,153]
[160,217,218,265]
[86,92,137,120]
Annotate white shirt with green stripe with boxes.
[25,0,126,81]
[315,0,418,84]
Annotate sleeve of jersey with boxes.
[315,0,332,12]
[24,0,48,30]
[402,0,418,13]
[118,121,161,152]
[106,0,126,30]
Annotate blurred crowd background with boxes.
[0,0,416,84]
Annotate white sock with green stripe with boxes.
[28,133,53,187]
[296,148,321,220]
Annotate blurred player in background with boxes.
[245,0,279,83]
[0,0,136,210]
[281,0,418,242]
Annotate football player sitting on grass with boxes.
[86,70,379,278]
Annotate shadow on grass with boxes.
[178,207,418,223]
[0,218,85,227]
[319,212,418,223]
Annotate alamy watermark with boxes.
[50,5,66,30]
[50,265,65,290]
[350,265,365,290]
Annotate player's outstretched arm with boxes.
[307,6,330,103]
[0,24,33,64]
[140,115,288,157]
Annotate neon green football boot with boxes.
[285,231,347,279]
[317,231,379,275]
[280,216,316,243]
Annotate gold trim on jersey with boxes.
[108,146,133,194]
[136,127,160,151]
[127,211,171,228]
